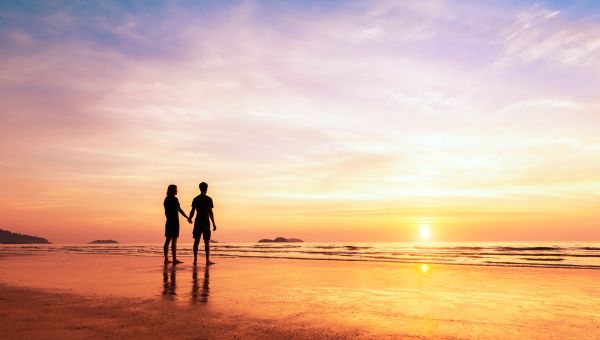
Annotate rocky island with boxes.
[0,228,51,244]
[89,240,119,244]
[258,237,303,243]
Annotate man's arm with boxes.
[209,208,216,231]
[188,206,195,223]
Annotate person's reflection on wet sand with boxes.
[192,265,209,303]
[162,265,176,298]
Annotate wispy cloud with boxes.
[498,4,600,69]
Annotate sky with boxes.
[1,0,599,243]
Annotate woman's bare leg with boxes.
[164,237,172,264]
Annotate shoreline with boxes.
[2,241,599,270]
[1,253,599,271]
[1,253,599,339]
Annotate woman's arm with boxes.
[178,206,190,221]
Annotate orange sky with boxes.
[1,1,600,243]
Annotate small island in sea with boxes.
[258,237,303,243]
[0,228,50,244]
[89,240,119,244]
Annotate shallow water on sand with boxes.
[0,254,599,339]
[2,241,600,269]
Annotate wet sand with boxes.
[0,254,599,339]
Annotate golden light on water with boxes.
[420,264,430,273]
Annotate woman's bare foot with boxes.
[193,261,197,266]
[173,259,184,264]
[164,259,171,264]
[207,261,215,265]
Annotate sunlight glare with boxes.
[419,224,431,240]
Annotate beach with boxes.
[1,253,599,339]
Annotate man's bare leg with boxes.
[193,238,200,265]
[164,237,172,264]
[205,239,215,265]
[172,237,183,264]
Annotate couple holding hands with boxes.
[163,182,216,265]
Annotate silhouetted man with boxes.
[189,182,217,265]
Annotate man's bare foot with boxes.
[173,259,184,264]
[207,261,215,265]
[164,259,171,264]
[193,261,197,266]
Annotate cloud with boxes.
[498,4,600,70]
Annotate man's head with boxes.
[199,182,208,193]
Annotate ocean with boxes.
[2,242,599,269]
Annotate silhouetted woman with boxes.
[164,184,191,264]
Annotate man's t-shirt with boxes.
[163,196,180,225]
[192,195,213,227]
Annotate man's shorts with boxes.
[193,224,211,240]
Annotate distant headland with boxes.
[0,229,51,244]
[258,237,303,243]
[89,240,119,244]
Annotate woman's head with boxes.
[166,184,178,196]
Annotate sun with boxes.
[419,224,431,240]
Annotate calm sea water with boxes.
[1,242,600,269]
